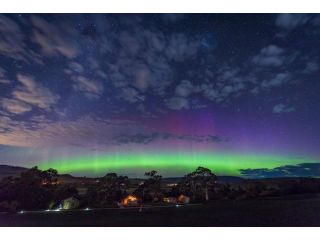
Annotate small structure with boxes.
[121,194,139,207]
[61,196,80,210]
[166,183,178,187]
[178,194,190,204]
[163,197,177,204]
[152,192,165,202]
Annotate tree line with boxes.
[0,166,217,211]
[1,165,320,212]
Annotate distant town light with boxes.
[19,210,24,214]
[167,183,178,187]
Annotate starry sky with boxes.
[0,14,320,178]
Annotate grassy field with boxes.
[1,195,320,226]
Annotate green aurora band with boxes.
[37,152,317,177]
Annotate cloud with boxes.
[1,98,32,114]
[252,45,285,67]
[63,60,106,99]
[103,27,202,108]
[72,76,104,99]
[0,67,10,84]
[115,132,223,145]
[0,115,142,148]
[0,15,23,59]
[176,134,222,143]
[0,79,10,84]
[165,34,200,61]
[0,14,314,117]
[0,115,222,148]
[221,83,245,95]
[164,65,251,107]
[0,74,59,115]
[261,45,284,56]
[262,72,291,89]
[275,14,310,30]
[199,68,248,104]
[303,62,319,74]
[120,87,145,103]
[30,15,79,59]
[104,31,172,101]
[13,74,59,110]
[273,103,295,113]
[202,84,220,102]
[165,97,189,110]
[161,14,185,23]
[0,66,7,78]
[115,132,162,145]
[175,80,194,97]
[0,15,43,64]
[240,163,320,178]
[69,61,84,74]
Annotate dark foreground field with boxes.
[1,195,320,226]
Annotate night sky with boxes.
[0,14,320,177]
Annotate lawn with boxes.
[1,195,320,226]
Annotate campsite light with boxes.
[19,210,24,214]
[121,194,138,207]
[85,208,90,211]
[175,204,180,208]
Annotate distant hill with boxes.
[0,165,97,184]
[218,176,244,183]
[0,165,28,179]
[162,176,244,183]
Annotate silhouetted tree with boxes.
[135,170,162,202]
[96,173,130,205]
[180,166,218,201]
[41,168,58,185]
[0,166,60,211]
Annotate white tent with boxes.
[61,196,80,210]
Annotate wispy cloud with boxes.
[275,14,310,30]
[72,76,104,99]
[262,73,291,89]
[0,114,223,149]
[0,14,313,115]
[252,45,285,67]
[0,15,43,64]
[30,15,79,59]
[303,62,319,74]
[1,98,32,114]
[273,103,295,114]
[13,74,59,110]
[0,74,59,115]
[115,132,223,145]
[165,97,189,110]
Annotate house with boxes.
[121,194,139,207]
[163,197,177,204]
[178,194,190,204]
[61,196,80,210]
